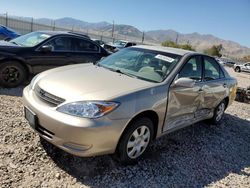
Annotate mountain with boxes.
[146,30,250,58]
[35,17,110,29]
[34,17,249,58]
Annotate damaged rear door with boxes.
[164,56,203,132]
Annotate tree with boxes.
[161,40,195,51]
[204,44,223,57]
[241,55,250,62]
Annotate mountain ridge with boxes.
[34,17,250,58]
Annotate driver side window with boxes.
[179,56,202,81]
[45,37,72,52]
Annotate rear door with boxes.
[164,56,203,132]
[70,37,103,64]
[200,56,227,111]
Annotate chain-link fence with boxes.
[0,13,157,45]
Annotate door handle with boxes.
[223,83,227,88]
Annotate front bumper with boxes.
[22,86,129,157]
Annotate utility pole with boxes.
[111,20,115,43]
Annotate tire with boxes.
[115,117,154,165]
[0,61,27,88]
[235,67,241,72]
[209,100,226,125]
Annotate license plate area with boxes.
[24,107,37,129]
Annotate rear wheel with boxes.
[235,67,241,72]
[209,100,226,124]
[0,61,27,88]
[115,117,154,165]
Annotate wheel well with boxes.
[1,58,30,76]
[235,66,240,70]
[115,110,159,153]
[124,110,159,139]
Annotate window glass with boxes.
[204,57,221,81]
[99,48,181,83]
[179,57,202,81]
[46,37,72,51]
[10,32,51,47]
[74,38,99,52]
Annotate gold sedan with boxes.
[23,45,237,164]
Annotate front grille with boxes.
[35,85,65,106]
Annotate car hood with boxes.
[0,40,24,54]
[36,64,154,102]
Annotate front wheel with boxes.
[115,117,154,165]
[0,61,27,88]
[234,67,241,72]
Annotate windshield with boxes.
[98,48,181,83]
[10,32,51,47]
[114,40,127,46]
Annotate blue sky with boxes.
[0,0,249,47]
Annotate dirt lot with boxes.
[0,68,250,188]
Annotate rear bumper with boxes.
[22,86,129,157]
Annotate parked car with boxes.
[215,57,225,65]
[92,39,106,48]
[0,25,20,41]
[104,40,136,52]
[23,45,237,164]
[224,61,235,67]
[234,62,250,73]
[0,31,109,87]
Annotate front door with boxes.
[27,36,74,74]
[164,56,203,132]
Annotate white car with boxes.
[234,62,250,73]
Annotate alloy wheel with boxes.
[126,125,150,159]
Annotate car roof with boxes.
[133,45,196,56]
[37,30,90,38]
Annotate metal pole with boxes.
[175,33,179,44]
[5,12,8,27]
[31,17,34,32]
[142,32,145,44]
[53,20,56,31]
[111,20,115,43]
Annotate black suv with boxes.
[0,31,109,87]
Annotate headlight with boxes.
[57,101,120,118]
[29,74,41,90]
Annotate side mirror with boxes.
[173,77,195,88]
[40,45,53,52]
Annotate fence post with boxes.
[5,12,8,27]
[142,32,145,44]
[53,21,56,31]
[31,17,34,32]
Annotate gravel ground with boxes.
[0,69,250,187]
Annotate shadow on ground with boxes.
[0,86,24,97]
[40,113,250,187]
